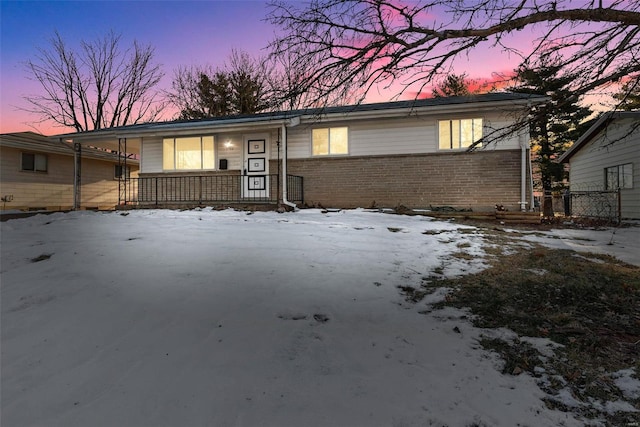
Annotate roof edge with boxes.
[559,111,640,163]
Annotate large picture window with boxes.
[312,127,348,156]
[439,118,483,150]
[163,136,215,170]
[605,163,633,190]
[21,152,47,172]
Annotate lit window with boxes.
[312,127,348,156]
[21,153,47,172]
[163,136,215,170]
[439,118,483,150]
[605,163,633,190]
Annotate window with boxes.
[312,127,348,156]
[114,165,131,180]
[21,153,47,172]
[605,163,633,190]
[439,118,483,150]
[163,136,215,170]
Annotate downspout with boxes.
[528,146,535,211]
[519,133,528,212]
[280,122,297,210]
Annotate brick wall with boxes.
[280,150,528,211]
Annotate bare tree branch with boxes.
[23,31,164,132]
[267,0,640,112]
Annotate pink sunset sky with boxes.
[0,1,601,136]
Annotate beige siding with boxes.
[80,158,138,208]
[0,145,138,210]
[569,118,640,219]
[1,146,74,209]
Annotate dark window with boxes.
[21,153,47,172]
[605,164,633,190]
[114,165,131,180]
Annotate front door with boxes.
[243,133,270,200]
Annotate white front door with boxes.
[243,133,270,200]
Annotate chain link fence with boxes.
[566,184,621,224]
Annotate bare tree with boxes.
[267,1,640,114]
[24,31,165,132]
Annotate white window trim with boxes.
[21,152,48,173]
[437,117,484,151]
[311,126,349,156]
[163,135,216,171]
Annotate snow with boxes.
[613,369,640,401]
[2,208,635,427]
[508,223,640,267]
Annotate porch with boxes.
[117,173,303,207]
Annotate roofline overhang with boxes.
[53,117,298,143]
[0,140,74,155]
[52,95,547,142]
[558,111,640,163]
[304,97,546,123]
[0,139,139,164]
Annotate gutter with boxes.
[281,118,300,210]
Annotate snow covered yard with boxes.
[1,208,637,427]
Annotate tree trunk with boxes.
[543,191,554,218]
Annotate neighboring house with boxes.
[559,111,640,220]
[53,93,546,211]
[0,132,139,211]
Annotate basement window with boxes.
[438,118,483,150]
[21,153,48,172]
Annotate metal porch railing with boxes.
[118,174,303,206]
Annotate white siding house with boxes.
[54,93,545,211]
[559,111,640,220]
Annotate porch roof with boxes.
[0,131,139,164]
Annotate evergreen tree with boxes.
[169,50,275,120]
[512,58,592,215]
[612,76,640,110]
[431,73,475,98]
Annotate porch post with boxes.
[118,138,127,206]
[73,142,82,210]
